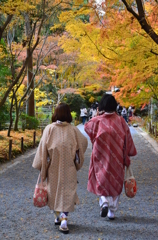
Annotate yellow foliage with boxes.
[47,69,56,75]
[0,0,35,15]
[57,0,158,107]
[89,96,95,103]
[34,88,52,106]
[59,5,90,23]
[36,99,51,107]
[0,46,6,59]
[73,0,86,4]
[8,84,26,104]
[50,24,63,31]
[84,84,102,92]
[1,0,158,110]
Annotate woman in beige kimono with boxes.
[32,103,88,234]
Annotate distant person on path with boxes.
[116,103,122,116]
[84,94,137,220]
[128,106,133,125]
[121,106,128,123]
[80,105,88,125]
[92,106,97,118]
[88,107,93,120]
[32,103,88,234]
[128,106,133,118]
[91,102,98,118]
[88,102,99,119]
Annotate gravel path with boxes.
[0,125,158,240]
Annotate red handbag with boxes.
[124,165,137,198]
[33,174,48,207]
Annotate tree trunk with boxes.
[7,93,14,137]
[14,110,19,131]
[27,47,34,116]
[14,95,19,131]
[25,13,35,117]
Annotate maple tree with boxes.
[105,1,158,107]
[1,0,158,136]
[121,0,158,44]
[57,0,158,108]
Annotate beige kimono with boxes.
[32,122,88,212]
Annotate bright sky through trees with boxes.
[95,0,104,3]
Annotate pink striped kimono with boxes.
[84,112,137,197]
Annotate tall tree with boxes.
[24,13,35,116]
[58,0,158,107]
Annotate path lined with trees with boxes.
[0,125,158,239]
[0,0,158,139]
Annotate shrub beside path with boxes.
[0,124,158,239]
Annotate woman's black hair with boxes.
[98,94,117,112]
[81,104,86,109]
[52,103,72,123]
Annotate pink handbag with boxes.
[33,174,48,207]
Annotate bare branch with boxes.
[0,15,13,41]
[121,0,158,44]
[150,49,158,55]
[84,31,114,61]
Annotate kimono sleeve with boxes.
[84,118,98,144]
[32,126,49,181]
[122,118,137,167]
[73,127,88,171]
[126,125,137,157]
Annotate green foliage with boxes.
[0,65,11,86]
[97,95,102,103]
[84,90,105,107]
[36,107,52,126]
[77,14,89,23]
[71,111,77,119]
[71,111,77,125]
[0,101,10,130]
[63,93,85,117]
[14,22,25,43]
[50,24,65,34]
[20,113,39,130]
[0,39,11,90]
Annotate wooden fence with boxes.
[8,130,43,161]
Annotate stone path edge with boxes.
[135,127,158,153]
[0,148,36,174]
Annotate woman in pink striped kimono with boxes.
[84,94,137,220]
